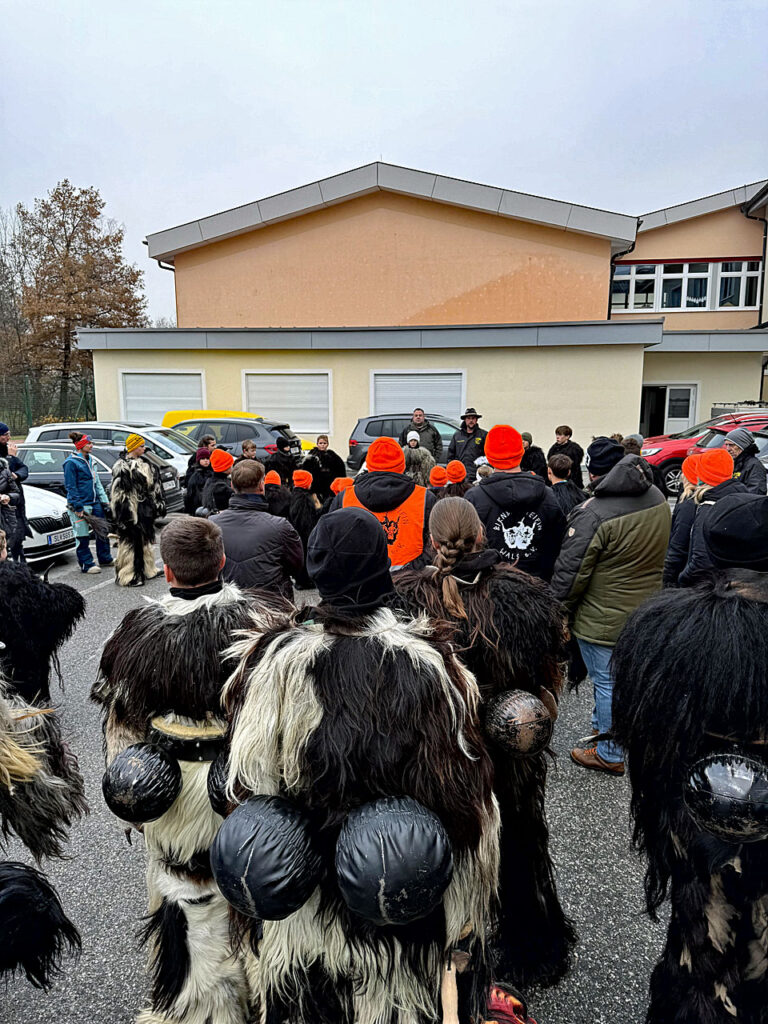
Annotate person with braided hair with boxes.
[394,497,576,990]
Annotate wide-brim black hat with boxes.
[460,407,482,419]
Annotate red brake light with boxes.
[264,444,277,454]
[349,439,358,446]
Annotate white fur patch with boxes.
[145,758,223,866]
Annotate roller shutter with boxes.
[372,372,463,419]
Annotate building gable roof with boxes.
[639,179,768,232]
[145,162,639,263]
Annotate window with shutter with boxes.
[244,372,331,433]
[121,373,203,422]
[372,372,464,419]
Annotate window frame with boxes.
[368,369,467,419]
[612,260,761,313]
[118,369,207,422]
[240,369,333,434]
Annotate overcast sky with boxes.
[2,0,767,321]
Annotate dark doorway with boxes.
[640,386,666,438]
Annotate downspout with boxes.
[607,217,641,320]
[142,240,176,273]
[742,201,767,328]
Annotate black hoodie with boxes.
[328,471,437,569]
[465,471,566,580]
[733,444,767,494]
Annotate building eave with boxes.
[639,179,768,232]
[144,162,639,263]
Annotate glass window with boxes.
[23,448,70,472]
[688,263,708,274]
[611,279,630,310]
[434,420,459,441]
[661,278,683,308]
[365,419,383,437]
[171,421,200,438]
[633,278,655,309]
[686,278,708,307]
[719,276,741,307]
[233,423,258,442]
[721,262,743,273]
[745,277,759,307]
[635,265,656,276]
[668,389,691,418]
[148,429,197,454]
[613,264,630,276]
[748,261,761,272]
[664,263,684,274]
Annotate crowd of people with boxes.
[1,404,768,1024]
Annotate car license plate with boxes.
[47,528,73,545]
[162,479,175,491]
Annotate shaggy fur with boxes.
[224,604,500,1024]
[287,488,321,589]
[612,570,768,1023]
[0,560,85,703]
[0,861,80,988]
[394,563,576,988]
[111,454,166,586]
[95,584,253,1024]
[0,691,87,861]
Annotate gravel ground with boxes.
[3,535,665,1024]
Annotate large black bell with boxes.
[210,795,322,920]
[685,752,768,844]
[102,743,182,825]
[484,689,553,757]
[335,796,453,926]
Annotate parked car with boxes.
[170,416,303,460]
[22,485,77,563]
[24,421,197,477]
[641,412,768,496]
[15,443,184,514]
[346,413,462,472]
[689,427,768,459]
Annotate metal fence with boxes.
[0,371,96,436]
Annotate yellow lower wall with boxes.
[92,345,647,453]
[642,351,763,419]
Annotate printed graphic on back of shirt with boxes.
[493,510,542,560]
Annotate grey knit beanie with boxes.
[724,427,754,451]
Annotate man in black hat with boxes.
[222,507,500,1023]
[448,407,488,481]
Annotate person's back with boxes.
[466,425,566,580]
[202,449,235,512]
[329,437,436,569]
[678,449,746,587]
[547,453,586,517]
[215,459,303,597]
[264,471,291,518]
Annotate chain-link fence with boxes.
[0,371,96,436]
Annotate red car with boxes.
[641,413,768,495]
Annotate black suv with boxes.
[171,417,303,459]
[15,443,184,514]
[347,413,461,472]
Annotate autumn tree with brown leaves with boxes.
[1,180,147,413]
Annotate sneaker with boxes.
[570,745,625,776]
[99,560,115,567]
[82,565,101,575]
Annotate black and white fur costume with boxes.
[110,453,166,587]
[612,570,768,1024]
[93,582,256,1024]
[223,602,501,1024]
[0,685,83,986]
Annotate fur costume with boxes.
[612,570,768,1024]
[93,583,256,1024]
[395,553,577,989]
[110,453,166,586]
[0,687,82,987]
[403,445,437,487]
[223,602,501,1024]
[304,449,346,501]
[287,487,321,589]
[0,559,85,703]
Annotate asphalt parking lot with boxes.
[3,536,665,1024]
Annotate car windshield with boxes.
[697,430,727,449]
[669,416,731,440]
[144,428,197,454]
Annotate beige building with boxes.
[79,163,768,449]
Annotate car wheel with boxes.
[660,461,682,496]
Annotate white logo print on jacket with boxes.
[493,510,542,558]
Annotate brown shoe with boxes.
[570,745,625,776]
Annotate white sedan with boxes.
[20,484,77,562]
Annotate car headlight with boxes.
[641,448,662,456]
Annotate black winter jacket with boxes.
[397,420,443,462]
[306,447,346,500]
[202,472,234,513]
[521,445,548,481]
[465,471,566,580]
[551,479,587,517]
[678,478,749,586]
[733,444,767,494]
[447,425,488,480]
[329,470,437,570]
[216,494,303,597]
[663,495,696,586]
[184,464,212,515]
[265,482,291,519]
[264,450,298,487]
[547,439,585,489]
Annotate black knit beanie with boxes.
[586,436,625,477]
[307,508,393,614]
[704,493,768,572]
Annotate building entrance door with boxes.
[640,384,697,436]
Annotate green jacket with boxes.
[551,455,670,646]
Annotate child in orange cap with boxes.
[429,465,448,495]
[678,446,746,586]
[289,468,321,589]
[444,460,470,498]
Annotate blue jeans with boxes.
[76,503,112,570]
[577,638,624,764]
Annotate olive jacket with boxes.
[550,455,670,646]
